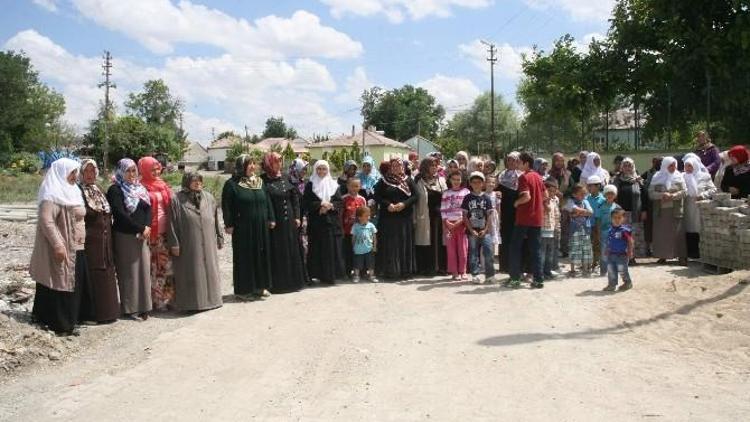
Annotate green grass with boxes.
[0,173,43,203]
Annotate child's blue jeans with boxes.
[469,233,495,277]
[606,254,632,287]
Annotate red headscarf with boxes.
[728,145,749,164]
[263,152,283,178]
[138,156,172,241]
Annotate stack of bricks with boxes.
[697,193,750,270]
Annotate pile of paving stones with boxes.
[698,193,750,270]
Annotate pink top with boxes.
[155,191,168,234]
[440,188,469,221]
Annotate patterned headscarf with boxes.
[114,158,150,214]
[498,152,522,190]
[288,158,308,194]
[236,154,263,190]
[263,152,283,178]
[79,159,110,213]
[384,157,411,195]
[358,155,381,193]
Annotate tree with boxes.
[439,92,519,155]
[282,143,296,162]
[360,85,445,141]
[217,130,239,140]
[262,116,297,139]
[0,51,66,158]
[125,79,183,128]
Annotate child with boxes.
[603,208,633,291]
[595,184,621,277]
[541,179,561,280]
[484,176,501,262]
[462,171,496,284]
[586,175,606,273]
[564,184,594,277]
[441,170,470,281]
[341,178,367,278]
[351,206,378,283]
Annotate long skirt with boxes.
[686,232,700,259]
[307,228,345,284]
[415,213,446,276]
[559,209,570,256]
[149,233,174,310]
[652,212,687,260]
[78,258,119,323]
[591,226,601,270]
[113,232,152,315]
[32,251,85,334]
[376,216,416,279]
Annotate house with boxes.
[255,137,310,155]
[404,135,440,159]
[308,129,413,166]
[592,109,646,149]
[178,142,208,170]
[207,136,242,171]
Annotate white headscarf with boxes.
[650,156,684,191]
[310,160,339,202]
[580,152,609,185]
[38,158,84,207]
[683,156,709,197]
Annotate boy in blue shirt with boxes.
[351,206,378,283]
[586,175,606,274]
[603,208,634,292]
[462,171,496,284]
[595,184,622,277]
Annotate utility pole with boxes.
[481,40,497,161]
[98,51,115,171]
[211,127,216,141]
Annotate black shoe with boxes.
[530,282,544,289]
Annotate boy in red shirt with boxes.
[507,152,546,289]
[341,178,367,278]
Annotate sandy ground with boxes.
[0,224,749,422]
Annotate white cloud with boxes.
[418,74,481,117]
[336,66,373,104]
[3,29,347,142]
[321,0,492,23]
[572,32,606,52]
[459,40,532,80]
[31,0,59,12]
[70,0,363,58]
[523,0,615,23]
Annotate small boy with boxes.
[595,184,621,277]
[462,171,496,284]
[603,208,633,292]
[351,206,378,283]
[541,179,561,280]
[564,184,594,277]
[341,178,367,278]
[586,175,606,273]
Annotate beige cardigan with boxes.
[29,200,86,292]
[414,176,447,246]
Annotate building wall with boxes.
[308,145,410,165]
[405,139,439,158]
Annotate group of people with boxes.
[28,132,749,335]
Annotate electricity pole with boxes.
[98,51,115,171]
[481,40,497,161]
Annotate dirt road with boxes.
[1,263,749,421]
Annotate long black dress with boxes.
[222,178,274,295]
[302,182,345,284]
[79,197,119,322]
[498,184,518,273]
[374,178,418,279]
[262,174,308,293]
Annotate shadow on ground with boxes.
[478,281,748,347]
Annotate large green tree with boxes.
[360,85,445,141]
[261,116,298,139]
[439,92,519,156]
[0,51,66,159]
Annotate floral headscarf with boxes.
[236,154,263,190]
[263,152,283,178]
[288,158,308,194]
[498,152,522,190]
[114,158,150,214]
[79,159,110,213]
[384,157,411,195]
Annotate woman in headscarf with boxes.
[107,158,152,320]
[468,156,484,174]
[337,160,358,194]
[648,157,688,265]
[580,152,610,185]
[221,154,275,299]
[303,160,345,284]
[358,155,381,202]
[612,158,645,261]
[683,156,717,260]
[714,150,731,189]
[30,158,86,334]
[77,159,119,324]
[168,172,224,311]
[532,158,549,178]
[483,160,498,179]
[570,150,589,185]
[428,152,446,178]
[262,152,308,293]
[288,157,309,260]
[413,156,448,276]
[721,145,750,199]
[374,157,418,279]
[549,152,571,260]
[137,156,175,310]
[495,152,523,272]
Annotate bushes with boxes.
[2,152,41,175]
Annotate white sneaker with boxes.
[492,274,502,283]
[471,275,481,284]
[352,275,360,283]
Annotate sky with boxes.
[2,0,614,144]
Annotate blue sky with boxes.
[2,0,613,144]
